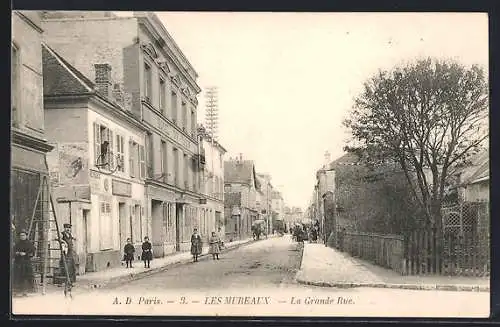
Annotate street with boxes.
[12,236,489,317]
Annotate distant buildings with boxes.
[223,155,259,240]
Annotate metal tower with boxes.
[204,86,219,142]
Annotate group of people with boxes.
[12,223,78,297]
[190,227,225,262]
[122,227,225,266]
[292,221,321,243]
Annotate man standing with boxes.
[61,223,77,284]
[217,227,225,249]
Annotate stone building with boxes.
[41,11,204,257]
[256,173,273,234]
[11,11,54,241]
[43,44,149,273]
[197,124,227,242]
[224,155,259,240]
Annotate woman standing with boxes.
[13,230,35,297]
[141,236,152,268]
[123,238,135,268]
[190,229,202,262]
[209,231,221,260]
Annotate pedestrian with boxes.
[217,227,225,249]
[13,230,35,297]
[123,238,135,268]
[191,229,202,262]
[61,223,77,283]
[141,236,152,268]
[209,231,221,260]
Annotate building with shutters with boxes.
[197,124,227,242]
[43,43,149,273]
[41,11,205,257]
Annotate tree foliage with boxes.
[343,58,488,230]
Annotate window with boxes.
[159,78,166,114]
[182,101,188,131]
[139,144,146,179]
[144,62,152,101]
[173,148,179,186]
[116,134,125,172]
[11,44,19,126]
[183,154,188,189]
[93,123,114,170]
[129,140,137,177]
[191,109,196,137]
[146,133,153,178]
[160,140,167,178]
[171,91,178,123]
[99,198,113,250]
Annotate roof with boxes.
[224,160,258,188]
[42,43,95,96]
[459,149,489,185]
[328,152,361,170]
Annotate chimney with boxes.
[323,151,331,168]
[94,63,113,98]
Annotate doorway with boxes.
[82,209,90,272]
[175,204,182,252]
[118,202,127,250]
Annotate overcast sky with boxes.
[116,12,488,209]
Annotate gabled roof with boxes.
[224,160,258,188]
[327,152,361,170]
[42,43,95,96]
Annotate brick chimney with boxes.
[94,64,113,98]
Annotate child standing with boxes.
[123,238,135,268]
[209,231,221,260]
[141,236,152,268]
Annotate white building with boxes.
[43,44,148,273]
[197,125,226,242]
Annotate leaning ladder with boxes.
[28,173,72,298]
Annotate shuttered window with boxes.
[129,140,136,177]
[139,145,146,179]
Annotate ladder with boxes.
[28,174,72,298]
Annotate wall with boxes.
[464,181,489,202]
[12,11,45,137]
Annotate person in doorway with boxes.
[209,231,221,260]
[13,230,35,297]
[191,229,203,262]
[123,238,135,268]
[61,223,77,283]
[141,236,153,268]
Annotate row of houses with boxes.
[11,10,289,277]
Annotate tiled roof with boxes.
[42,43,95,96]
[224,160,256,186]
[328,152,361,169]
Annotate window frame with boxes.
[159,76,166,114]
[143,61,153,102]
[11,43,20,126]
[139,144,146,179]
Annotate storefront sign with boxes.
[112,179,132,197]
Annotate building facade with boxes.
[11,11,54,247]
[256,173,273,234]
[42,11,204,257]
[224,156,259,240]
[43,44,149,273]
[197,125,226,242]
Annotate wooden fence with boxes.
[340,202,489,277]
[342,231,406,273]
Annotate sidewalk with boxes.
[75,238,254,289]
[295,243,490,292]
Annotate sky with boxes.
[116,12,488,210]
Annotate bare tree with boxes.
[343,58,488,232]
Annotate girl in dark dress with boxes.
[141,236,153,268]
[13,230,35,296]
[190,229,202,262]
[123,238,135,268]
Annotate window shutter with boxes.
[94,123,101,166]
[139,145,145,179]
[108,129,114,170]
[129,140,135,177]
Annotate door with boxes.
[82,209,90,272]
[175,204,182,252]
[118,202,127,250]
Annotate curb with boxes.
[78,239,256,290]
[295,276,490,292]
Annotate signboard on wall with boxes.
[112,179,132,197]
